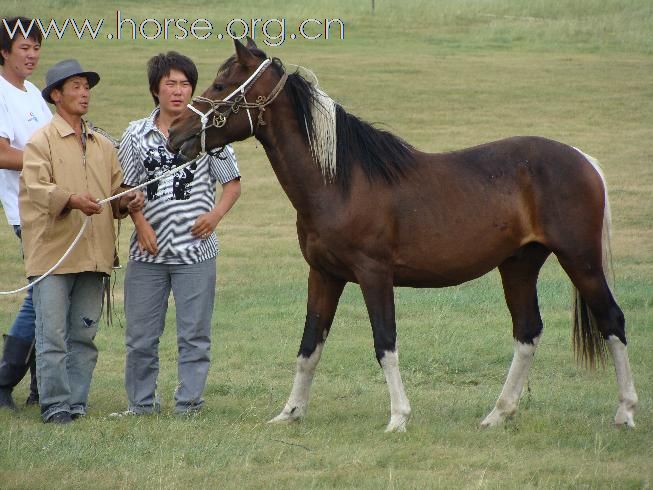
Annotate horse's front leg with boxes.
[268,268,345,424]
[359,271,411,433]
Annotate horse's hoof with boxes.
[267,414,291,424]
[480,409,504,428]
[267,406,303,424]
[384,414,408,433]
[614,407,635,428]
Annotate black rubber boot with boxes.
[0,335,34,410]
[0,387,15,410]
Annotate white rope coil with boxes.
[0,153,205,295]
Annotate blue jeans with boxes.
[32,272,104,421]
[9,225,35,341]
[124,259,215,414]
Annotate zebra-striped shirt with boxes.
[118,108,240,265]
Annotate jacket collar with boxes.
[51,112,95,140]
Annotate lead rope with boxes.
[0,151,206,295]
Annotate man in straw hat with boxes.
[19,59,143,424]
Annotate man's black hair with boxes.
[0,16,43,66]
[147,51,198,107]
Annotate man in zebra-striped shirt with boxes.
[116,52,241,416]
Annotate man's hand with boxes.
[190,178,241,240]
[68,193,102,216]
[191,211,220,239]
[119,190,145,214]
[135,219,158,255]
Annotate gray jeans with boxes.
[32,272,104,421]
[124,258,216,413]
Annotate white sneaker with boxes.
[108,410,138,418]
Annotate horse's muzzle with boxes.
[166,133,199,163]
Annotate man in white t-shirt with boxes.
[0,16,51,410]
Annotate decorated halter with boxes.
[186,58,288,153]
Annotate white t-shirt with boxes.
[0,75,52,225]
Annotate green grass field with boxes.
[1,1,652,488]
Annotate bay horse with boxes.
[168,39,637,432]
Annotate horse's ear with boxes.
[234,38,257,66]
[245,36,258,50]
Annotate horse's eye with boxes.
[213,83,224,92]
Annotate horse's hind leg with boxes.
[556,254,638,427]
[268,268,345,424]
[482,244,550,427]
[608,336,637,427]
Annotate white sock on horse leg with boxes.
[481,335,540,427]
[269,343,324,423]
[607,335,637,427]
[380,349,411,432]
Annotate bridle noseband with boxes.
[186,58,288,154]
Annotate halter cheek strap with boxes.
[186,104,212,154]
[224,58,272,100]
[242,91,254,134]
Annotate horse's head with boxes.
[168,38,283,160]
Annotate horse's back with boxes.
[413,135,606,234]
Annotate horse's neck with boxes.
[257,115,331,214]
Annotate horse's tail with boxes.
[572,148,612,369]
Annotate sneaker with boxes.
[0,388,16,411]
[108,410,139,418]
[46,411,73,424]
[174,404,203,417]
[174,409,201,418]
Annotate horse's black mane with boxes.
[222,50,416,192]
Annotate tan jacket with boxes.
[19,113,126,277]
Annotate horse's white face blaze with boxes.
[481,336,541,427]
[380,350,411,432]
[607,335,638,427]
[268,343,324,424]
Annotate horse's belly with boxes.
[392,260,497,287]
[391,226,523,287]
[300,195,530,287]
